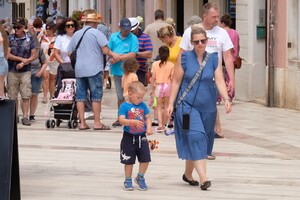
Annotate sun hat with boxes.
[81,13,102,23]
[128,17,140,31]
[119,18,131,31]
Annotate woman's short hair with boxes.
[33,18,43,29]
[57,18,79,35]
[220,14,232,27]
[190,25,207,40]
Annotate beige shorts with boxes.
[7,71,32,99]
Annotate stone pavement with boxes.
[17,86,300,200]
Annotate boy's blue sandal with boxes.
[134,176,148,191]
[124,179,134,191]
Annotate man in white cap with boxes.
[68,11,117,131]
[128,17,153,86]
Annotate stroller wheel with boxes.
[71,120,78,129]
[56,119,62,127]
[67,120,72,129]
[50,120,55,128]
[45,119,51,129]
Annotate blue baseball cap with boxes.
[119,18,131,31]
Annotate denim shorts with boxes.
[31,74,43,95]
[76,71,103,102]
[0,57,8,75]
[114,75,123,101]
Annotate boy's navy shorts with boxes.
[120,131,151,165]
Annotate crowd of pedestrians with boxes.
[0,2,240,191]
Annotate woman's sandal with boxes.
[94,124,111,130]
[156,127,165,132]
[182,174,199,186]
[200,181,211,190]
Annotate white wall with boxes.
[235,0,266,103]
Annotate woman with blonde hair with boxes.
[157,25,182,64]
[0,23,8,99]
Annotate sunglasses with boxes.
[65,24,74,28]
[192,39,207,45]
[13,25,23,30]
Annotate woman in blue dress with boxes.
[167,26,232,190]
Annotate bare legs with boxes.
[194,160,208,184]
[77,101,105,129]
[49,74,56,98]
[0,75,5,97]
[124,163,149,178]
[29,94,38,116]
[77,101,88,129]
[214,109,224,137]
[184,160,195,180]
[42,70,49,102]
[157,97,169,129]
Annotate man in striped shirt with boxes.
[129,17,153,86]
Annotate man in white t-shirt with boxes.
[179,3,234,186]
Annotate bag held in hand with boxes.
[70,27,91,69]
[234,56,243,69]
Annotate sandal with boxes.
[207,155,216,160]
[156,127,165,132]
[94,124,111,130]
[182,174,199,186]
[200,181,211,190]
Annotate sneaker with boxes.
[42,97,47,104]
[84,111,94,120]
[29,115,35,122]
[151,119,158,126]
[123,178,134,191]
[22,117,31,126]
[165,127,175,136]
[134,176,148,191]
[16,116,19,123]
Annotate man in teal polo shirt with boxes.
[108,18,139,126]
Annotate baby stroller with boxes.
[45,64,78,129]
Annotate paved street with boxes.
[17,86,300,200]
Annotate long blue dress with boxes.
[174,50,218,160]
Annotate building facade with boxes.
[2,0,299,111]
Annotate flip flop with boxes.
[94,124,111,130]
[78,126,90,130]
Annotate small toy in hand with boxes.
[148,140,159,150]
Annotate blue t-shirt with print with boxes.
[118,101,149,135]
[8,32,36,72]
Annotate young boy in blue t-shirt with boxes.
[118,81,153,191]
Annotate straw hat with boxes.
[81,13,102,23]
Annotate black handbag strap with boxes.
[75,27,92,50]
[175,52,210,111]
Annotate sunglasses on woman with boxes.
[192,39,207,45]
[13,25,23,30]
[65,24,74,28]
